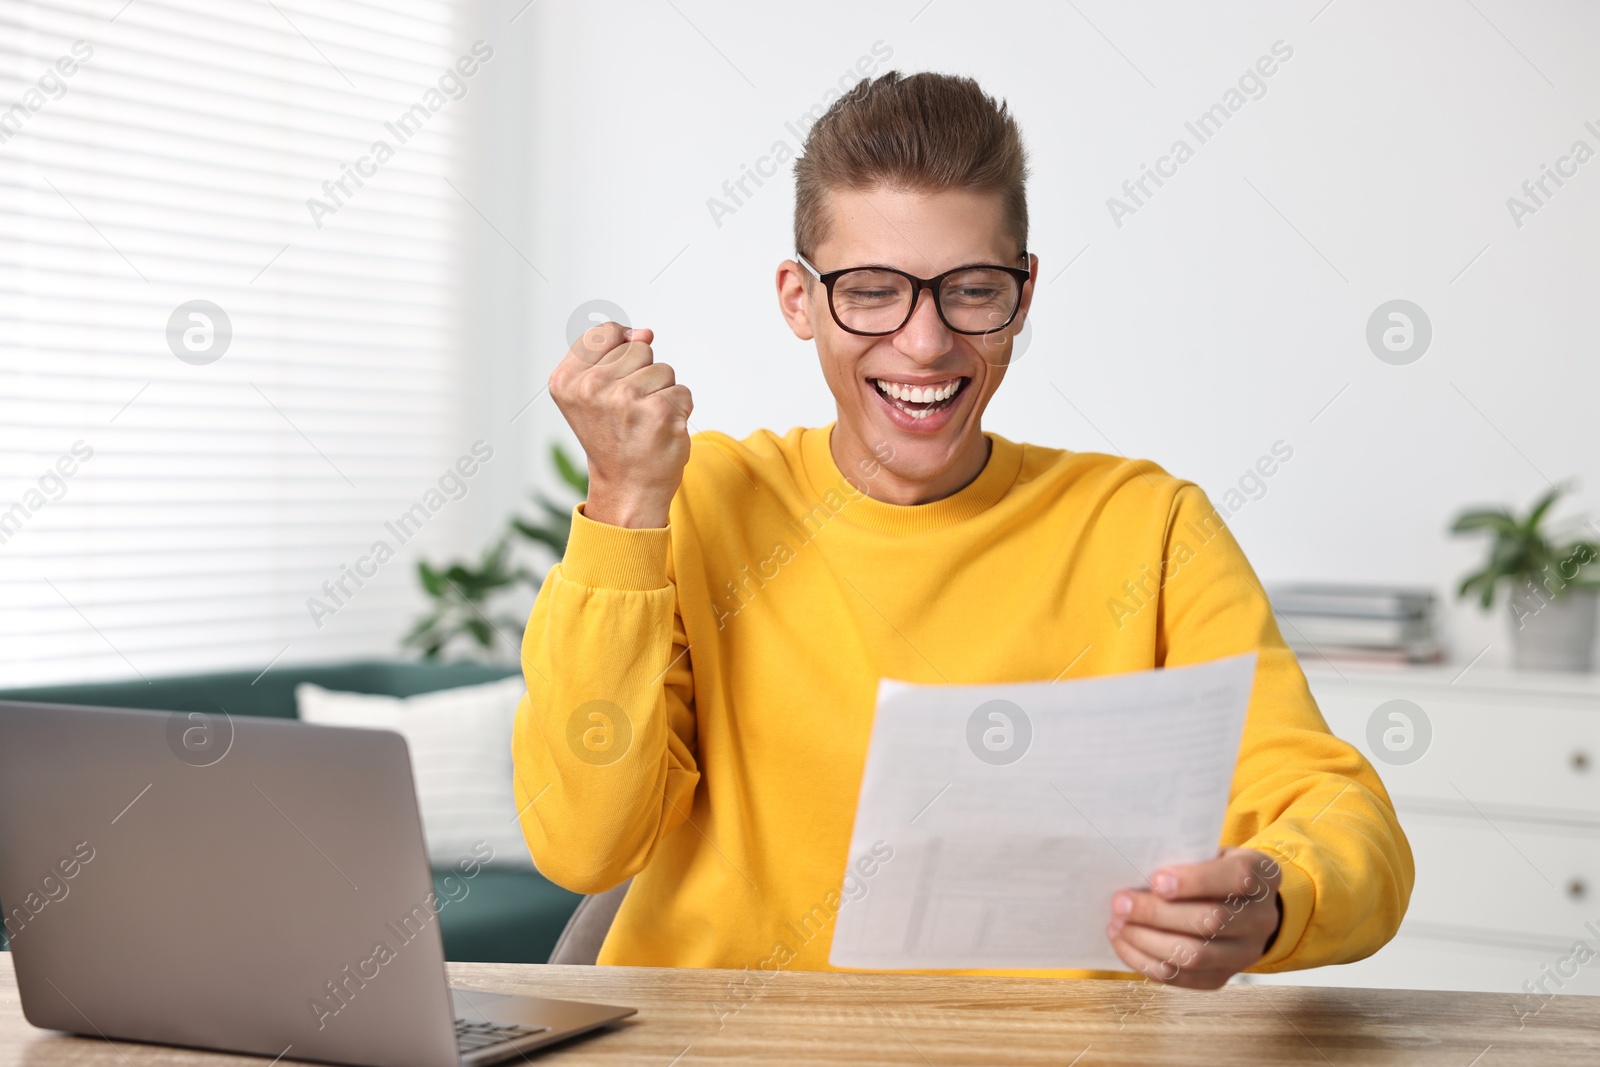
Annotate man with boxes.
[514,71,1412,988]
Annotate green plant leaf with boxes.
[402,612,451,659]
[1488,532,1535,574]
[466,618,494,647]
[404,441,593,661]
[512,519,568,555]
[403,614,440,643]
[1537,541,1600,596]
[1564,540,1600,569]
[407,533,533,661]
[1523,482,1569,536]
[417,561,445,598]
[552,444,589,497]
[532,492,574,529]
[1449,509,1517,536]
[1456,568,1490,599]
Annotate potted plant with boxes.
[1450,483,1600,671]
[404,444,588,660]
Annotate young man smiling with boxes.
[515,72,1412,987]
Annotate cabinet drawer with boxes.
[1308,682,1600,812]
[1398,813,1600,941]
[1247,933,1600,996]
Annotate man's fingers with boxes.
[1112,890,1268,942]
[595,339,657,374]
[655,384,693,422]
[1107,930,1180,984]
[567,322,657,367]
[619,362,676,397]
[551,341,647,396]
[570,321,630,365]
[1103,848,1283,990]
[1112,922,1247,990]
[1148,847,1280,903]
[1113,920,1205,972]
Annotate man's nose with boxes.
[893,285,953,364]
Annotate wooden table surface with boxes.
[2,954,1596,1066]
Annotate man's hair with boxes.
[793,71,1029,261]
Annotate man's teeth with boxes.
[874,378,962,404]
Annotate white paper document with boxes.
[829,652,1257,972]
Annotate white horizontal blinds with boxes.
[0,0,480,685]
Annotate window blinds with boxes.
[0,0,482,686]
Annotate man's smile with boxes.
[867,374,971,430]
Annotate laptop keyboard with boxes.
[455,1018,551,1052]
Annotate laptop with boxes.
[0,700,635,1066]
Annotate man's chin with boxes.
[845,411,977,485]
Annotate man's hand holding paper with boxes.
[1109,845,1284,988]
[830,652,1275,981]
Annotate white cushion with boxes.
[295,677,533,868]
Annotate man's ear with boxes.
[1013,251,1039,327]
[775,260,816,341]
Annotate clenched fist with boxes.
[548,322,693,529]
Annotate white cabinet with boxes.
[1246,664,1600,995]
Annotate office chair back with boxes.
[548,879,631,965]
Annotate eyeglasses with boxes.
[796,252,1031,337]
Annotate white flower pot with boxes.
[1508,584,1599,672]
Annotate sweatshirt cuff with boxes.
[557,503,671,591]
[1246,839,1315,971]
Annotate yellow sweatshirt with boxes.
[513,426,1413,978]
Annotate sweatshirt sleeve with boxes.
[512,503,700,894]
[1155,483,1415,972]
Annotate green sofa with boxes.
[0,661,582,963]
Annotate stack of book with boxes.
[1267,583,1444,665]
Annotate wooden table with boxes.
[2,955,1596,1066]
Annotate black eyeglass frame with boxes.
[795,252,1033,337]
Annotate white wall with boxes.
[502,0,1600,668]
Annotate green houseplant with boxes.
[1450,483,1600,671]
[404,444,588,660]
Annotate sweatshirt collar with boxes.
[799,424,1023,535]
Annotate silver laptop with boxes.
[0,700,634,1067]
